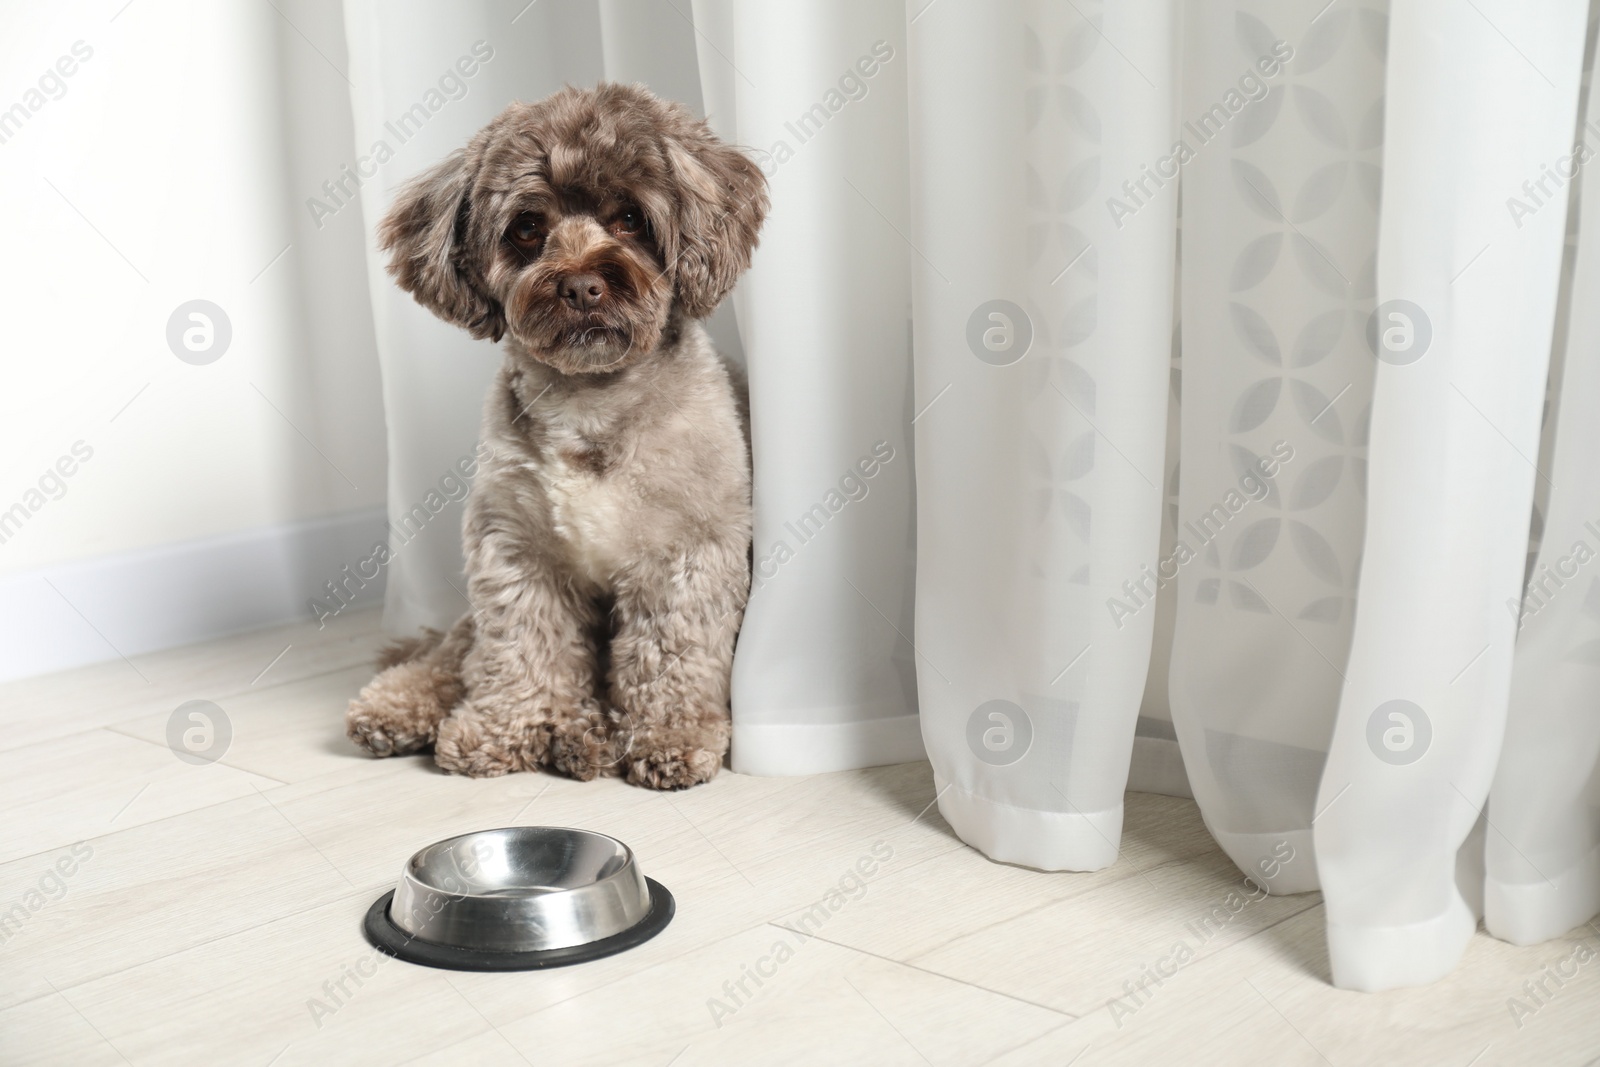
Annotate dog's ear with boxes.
[663,123,769,319]
[378,140,506,342]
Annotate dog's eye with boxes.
[507,212,544,252]
[611,207,644,237]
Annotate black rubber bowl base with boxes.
[362,878,674,971]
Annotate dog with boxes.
[344,83,768,789]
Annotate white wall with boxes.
[0,0,389,678]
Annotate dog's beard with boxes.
[533,310,652,373]
[504,258,668,373]
[562,317,634,361]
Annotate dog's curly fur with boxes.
[346,84,767,789]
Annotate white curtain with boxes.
[1488,6,1600,955]
[348,0,1600,992]
[1312,0,1586,991]
[909,0,1179,873]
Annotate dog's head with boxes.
[378,84,768,374]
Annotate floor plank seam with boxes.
[894,857,1185,967]
[2,883,383,1017]
[0,654,385,758]
[739,839,969,927]
[1158,897,1330,990]
[95,657,380,738]
[980,1016,1083,1067]
[764,923,1080,1022]
[483,920,779,1034]
[87,725,296,788]
[0,770,377,875]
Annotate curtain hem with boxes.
[1486,839,1600,946]
[932,773,1122,872]
[1325,897,1477,992]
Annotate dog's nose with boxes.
[557,272,606,311]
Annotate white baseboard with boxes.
[731,714,926,776]
[0,508,388,683]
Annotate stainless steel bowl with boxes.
[364,826,674,971]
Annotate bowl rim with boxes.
[401,825,639,897]
[363,878,675,971]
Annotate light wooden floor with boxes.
[2,608,1597,1066]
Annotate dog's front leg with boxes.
[606,539,749,789]
[433,537,602,779]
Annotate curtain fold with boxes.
[1168,0,1378,900]
[704,1,924,775]
[1313,0,1587,991]
[1486,8,1600,950]
[909,0,1178,870]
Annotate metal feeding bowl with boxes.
[363,827,674,971]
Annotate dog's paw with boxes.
[433,710,545,778]
[346,668,449,758]
[346,708,420,758]
[548,707,630,783]
[622,722,727,790]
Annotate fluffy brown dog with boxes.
[345,84,767,789]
